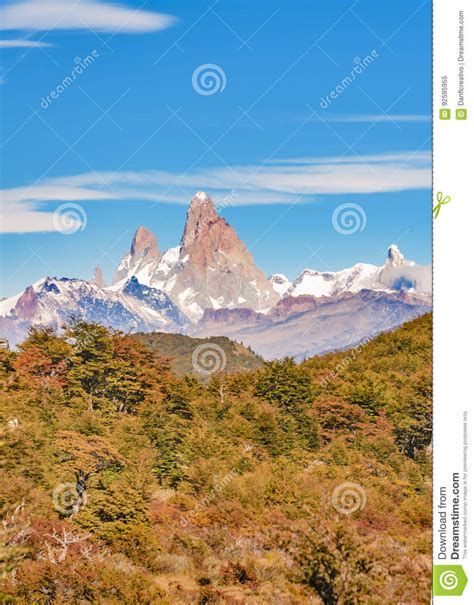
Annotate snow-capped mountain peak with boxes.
[287,263,379,299]
[286,245,429,299]
[269,274,291,296]
[0,275,188,345]
[112,226,161,285]
[1,197,431,350]
[193,191,212,204]
[111,193,279,322]
[387,243,405,266]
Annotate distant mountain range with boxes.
[0,192,431,359]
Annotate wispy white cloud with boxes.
[1,151,431,233]
[1,186,116,233]
[321,114,431,123]
[271,151,432,164]
[0,38,53,47]
[0,0,176,33]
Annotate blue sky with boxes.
[0,0,431,297]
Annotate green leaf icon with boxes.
[433,565,468,596]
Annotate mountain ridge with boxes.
[0,192,431,357]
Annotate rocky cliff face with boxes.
[113,226,161,285]
[112,192,279,321]
[1,192,432,357]
[15,286,37,320]
[168,192,279,319]
[91,265,106,288]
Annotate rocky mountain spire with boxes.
[91,265,106,287]
[131,226,160,261]
[113,192,280,319]
[386,244,405,266]
[169,192,279,319]
[180,192,219,251]
[112,227,161,285]
[15,286,37,320]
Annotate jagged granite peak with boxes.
[167,192,279,320]
[107,194,430,323]
[131,226,160,260]
[112,192,279,321]
[91,265,106,288]
[180,191,219,251]
[386,244,405,266]
[15,285,37,320]
[113,226,162,285]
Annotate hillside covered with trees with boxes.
[0,314,432,604]
[134,332,263,376]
